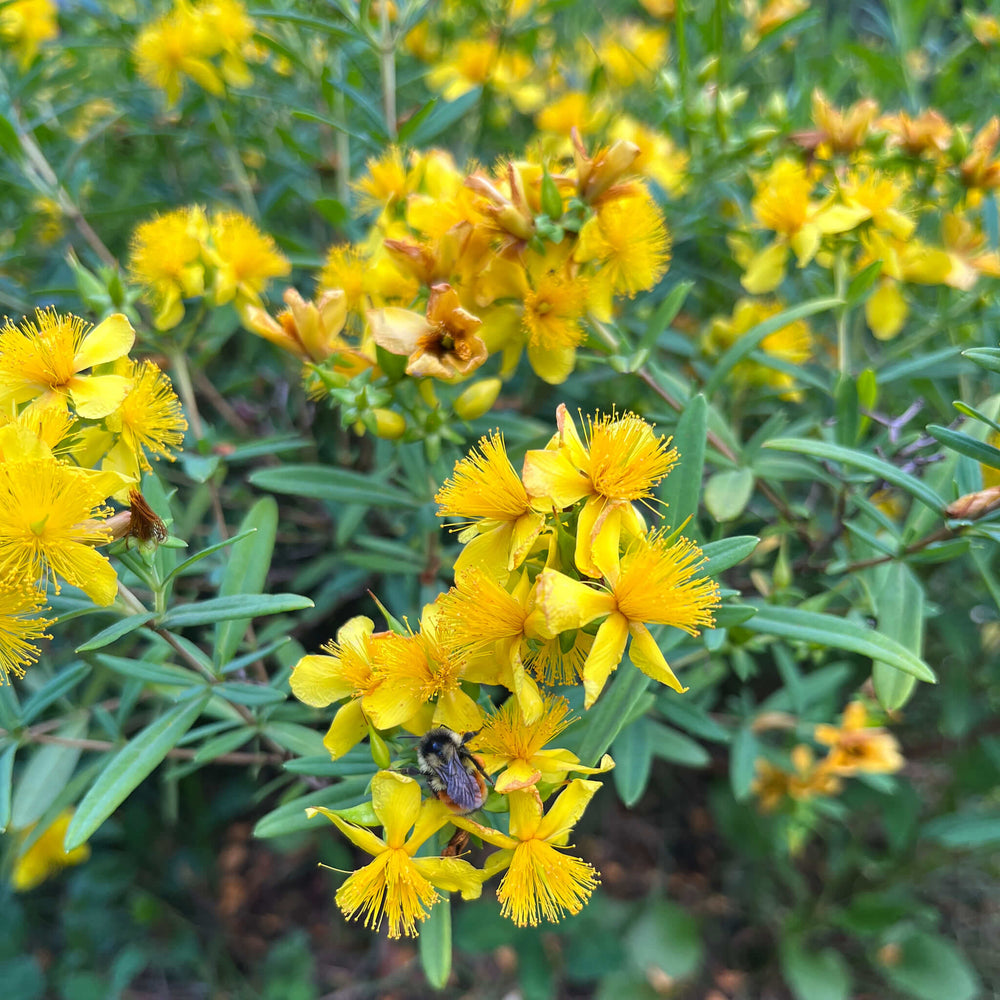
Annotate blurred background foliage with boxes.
[2,0,1000,997]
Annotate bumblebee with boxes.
[416,726,490,815]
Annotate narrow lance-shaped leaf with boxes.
[765,438,946,513]
[215,498,278,665]
[64,689,211,851]
[744,605,936,682]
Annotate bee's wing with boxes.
[442,753,483,811]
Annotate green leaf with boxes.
[845,259,883,306]
[745,605,936,682]
[612,718,654,807]
[639,280,695,353]
[881,931,980,1000]
[700,536,759,575]
[0,113,22,160]
[161,526,258,586]
[871,563,923,710]
[625,899,703,981]
[927,423,1000,471]
[765,438,946,513]
[215,681,287,706]
[576,662,650,767]
[0,744,15,833]
[193,728,254,764]
[648,722,711,767]
[253,778,370,838]
[159,593,313,629]
[704,467,755,521]
[94,653,204,687]
[729,724,758,800]
[64,690,211,851]
[704,297,841,398]
[780,939,851,1000]
[952,400,1000,437]
[921,810,1000,848]
[660,394,707,529]
[11,717,89,829]
[75,612,158,652]
[249,464,422,507]
[962,346,1000,374]
[418,896,452,990]
[407,89,481,145]
[262,722,327,757]
[21,661,90,723]
[215,498,279,665]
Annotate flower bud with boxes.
[453,377,502,420]
[372,408,407,439]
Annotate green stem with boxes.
[834,250,850,376]
[675,0,690,122]
[208,98,258,219]
[331,50,351,207]
[379,2,397,141]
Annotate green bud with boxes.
[540,170,563,220]
[368,725,392,769]
[453,377,502,420]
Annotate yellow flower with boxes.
[354,147,411,212]
[244,288,372,370]
[363,605,483,735]
[968,12,1000,47]
[0,457,123,605]
[535,91,607,138]
[596,22,669,88]
[814,702,903,776]
[858,230,953,340]
[942,213,1000,291]
[101,360,187,490]
[474,694,614,793]
[0,585,54,685]
[0,0,58,70]
[0,310,134,419]
[309,771,483,938]
[426,38,499,101]
[522,404,676,578]
[435,431,548,579]
[11,809,90,891]
[319,244,368,317]
[209,210,290,317]
[608,118,689,198]
[801,90,880,156]
[742,0,809,50]
[531,530,719,708]
[751,744,842,813]
[368,283,487,379]
[130,206,208,330]
[743,157,864,293]
[960,117,1000,195]
[436,568,545,724]
[134,1,225,106]
[703,298,814,400]
[290,616,381,759]
[575,183,671,320]
[879,109,952,158]
[518,253,590,385]
[452,781,602,926]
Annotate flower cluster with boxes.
[0,309,186,681]
[242,134,671,436]
[291,405,720,935]
[732,91,1000,342]
[129,206,290,331]
[752,700,904,815]
[0,0,59,70]
[133,0,256,107]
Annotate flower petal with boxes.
[529,569,615,639]
[582,613,629,708]
[74,314,135,369]
[323,701,370,759]
[536,778,603,843]
[627,622,686,692]
[413,857,485,899]
[308,807,386,857]
[68,375,133,419]
[290,653,355,707]
[367,307,433,355]
[372,770,422,847]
